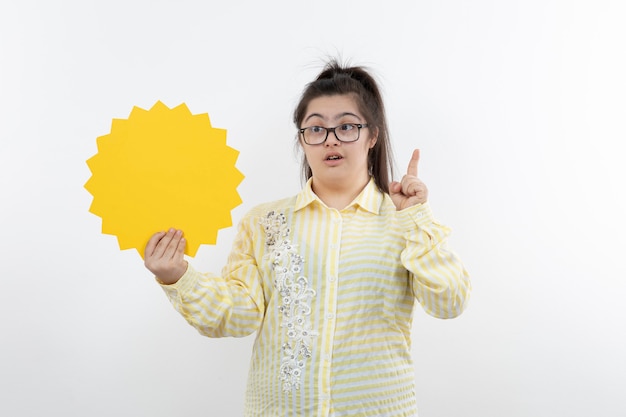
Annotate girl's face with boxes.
[300,94,377,187]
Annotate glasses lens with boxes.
[304,126,326,144]
[335,124,359,142]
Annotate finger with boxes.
[145,231,166,259]
[163,229,183,260]
[402,176,419,196]
[407,181,418,197]
[389,181,402,195]
[406,149,420,177]
[153,228,176,258]
[175,235,186,258]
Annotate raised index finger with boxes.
[407,149,420,177]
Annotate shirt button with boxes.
[328,276,336,282]
[326,313,335,320]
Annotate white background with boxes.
[1,1,625,416]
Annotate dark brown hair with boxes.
[293,60,395,194]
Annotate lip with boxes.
[324,151,343,160]
[323,152,344,166]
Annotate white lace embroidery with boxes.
[261,211,317,392]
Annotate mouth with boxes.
[325,154,343,161]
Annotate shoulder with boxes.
[241,195,299,222]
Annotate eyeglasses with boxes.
[298,123,369,145]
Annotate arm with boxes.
[397,204,471,319]
[390,149,471,318]
[145,218,265,338]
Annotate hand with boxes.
[389,149,428,210]
[144,228,188,285]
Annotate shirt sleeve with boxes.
[396,203,471,319]
[158,214,266,338]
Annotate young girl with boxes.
[144,61,471,416]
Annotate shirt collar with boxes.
[294,177,383,215]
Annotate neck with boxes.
[311,174,371,210]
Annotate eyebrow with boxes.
[304,112,362,123]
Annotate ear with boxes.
[368,127,379,149]
[296,131,306,147]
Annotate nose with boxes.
[324,128,341,146]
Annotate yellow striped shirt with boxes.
[160,177,471,416]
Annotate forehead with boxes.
[304,94,363,121]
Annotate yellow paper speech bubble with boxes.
[85,101,244,258]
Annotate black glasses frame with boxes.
[298,123,369,145]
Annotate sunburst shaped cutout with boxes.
[85,101,243,258]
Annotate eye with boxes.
[338,123,355,131]
[308,126,325,134]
